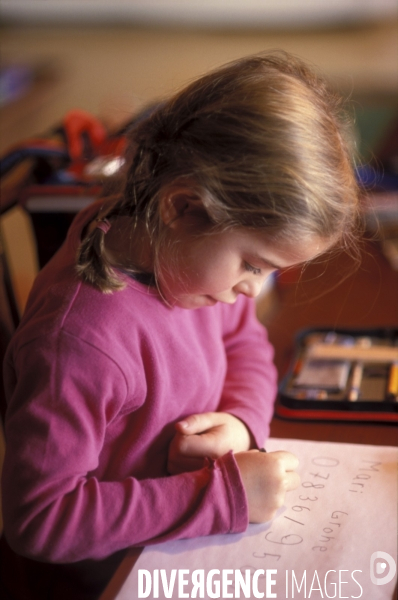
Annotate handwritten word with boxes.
[312,510,348,552]
[348,460,381,494]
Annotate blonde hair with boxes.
[77,51,360,293]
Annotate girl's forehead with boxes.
[238,228,331,267]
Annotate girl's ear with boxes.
[159,186,209,228]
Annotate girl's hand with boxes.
[235,450,300,522]
[167,412,252,475]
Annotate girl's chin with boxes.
[203,295,218,306]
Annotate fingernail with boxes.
[178,421,189,429]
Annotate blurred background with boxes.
[1,0,397,156]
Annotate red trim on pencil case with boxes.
[275,402,398,423]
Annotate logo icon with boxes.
[370,551,397,586]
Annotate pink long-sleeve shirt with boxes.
[2,201,277,564]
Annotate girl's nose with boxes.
[233,278,264,299]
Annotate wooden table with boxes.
[264,237,398,447]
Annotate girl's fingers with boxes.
[285,470,301,491]
[175,412,223,435]
[174,412,251,457]
[235,450,301,523]
[173,430,225,458]
[267,450,300,472]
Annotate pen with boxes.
[307,344,398,363]
[288,389,328,400]
[293,357,303,376]
[387,362,398,400]
[348,362,363,402]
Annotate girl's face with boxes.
[157,225,329,310]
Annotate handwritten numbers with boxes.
[311,457,339,468]
[299,495,318,502]
[264,532,303,546]
[310,472,330,480]
[302,481,325,489]
[291,505,310,512]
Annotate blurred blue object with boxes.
[0,65,33,107]
[356,165,398,192]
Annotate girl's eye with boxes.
[244,262,262,275]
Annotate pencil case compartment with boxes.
[276,326,398,423]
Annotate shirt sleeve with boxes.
[1,331,248,564]
[218,296,278,447]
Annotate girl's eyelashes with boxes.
[244,262,262,275]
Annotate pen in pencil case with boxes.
[387,363,398,400]
[287,389,328,400]
[306,344,398,363]
[348,362,363,402]
[293,359,349,391]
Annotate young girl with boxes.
[1,52,359,598]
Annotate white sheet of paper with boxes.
[116,438,398,599]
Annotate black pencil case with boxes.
[276,327,398,423]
